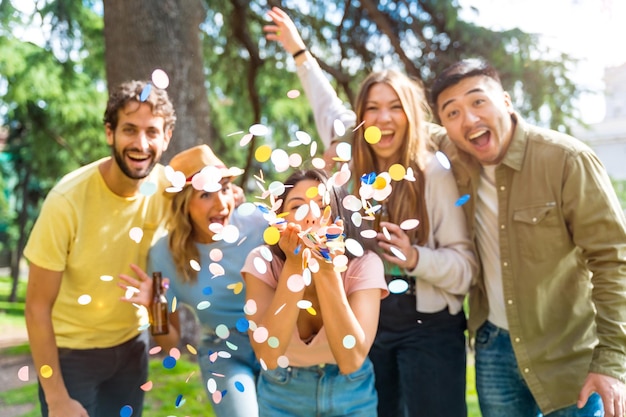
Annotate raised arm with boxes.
[264,7,355,150]
[25,263,88,417]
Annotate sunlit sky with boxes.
[459,0,626,124]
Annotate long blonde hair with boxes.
[166,186,199,283]
[352,70,433,245]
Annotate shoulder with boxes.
[523,121,593,157]
[52,158,108,196]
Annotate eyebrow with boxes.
[440,87,485,113]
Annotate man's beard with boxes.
[111,138,158,180]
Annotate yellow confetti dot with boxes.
[373,176,388,190]
[306,307,317,316]
[186,344,198,355]
[172,296,177,313]
[40,365,53,379]
[389,164,406,181]
[255,145,272,162]
[227,282,244,295]
[305,186,319,199]
[263,226,281,245]
[364,126,382,144]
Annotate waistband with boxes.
[385,274,416,296]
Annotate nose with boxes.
[377,108,392,122]
[463,110,480,127]
[135,131,150,151]
[212,191,229,211]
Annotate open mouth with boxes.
[127,152,151,162]
[379,129,394,144]
[468,129,490,147]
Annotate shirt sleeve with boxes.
[296,55,356,148]
[563,148,626,380]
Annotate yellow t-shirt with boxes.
[24,158,169,349]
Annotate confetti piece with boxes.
[333,119,346,137]
[287,89,300,99]
[100,275,114,282]
[237,202,257,217]
[129,227,143,243]
[345,239,364,257]
[277,356,290,368]
[139,181,157,196]
[455,194,470,206]
[169,348,181,360]
[215,324,230,339]
[162,356,177,369]
[17,366,29,382]
[249,123,269,136]
[253,257,268,274]
[435,151,451,169]
[364,126,382,144]
[140,381,153,391]
[139,83,152,102]
[209,263,225,277]
[186,344,197,355]
[207,378,217,393]
[382,226,391,240]
[77,294,91,305]
[306,307,317,316]
[149,346,162,355]
[253,327,269,343]
[235,381,245,392]
[390,246,407,261]
[287,274,305,292]
[120,405,133,417]
[343,335,356,349]
[197,301,211,310]
[263,227,281,245]
[227,282,244,295]
[255,145,272,162]
[236,317,250,332]
[297,300,312,309]
[190,259,201,271]
[226,341,239,351]
[202,286,213,296]
[40,365,53,378]
[244,299,257,315]
[388,279,409,294]
[400,219,420,230]
[175,394,184,407]
[361,229,378,239]
[389,164,406,181]
[151,69,169,89]
[267,337,280,348]
[240,133,254,147]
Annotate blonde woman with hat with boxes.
[120,144,265,417]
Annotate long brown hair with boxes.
[166,186,199,283]
[352,70,433,245]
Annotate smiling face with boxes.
[188,179,235,243]
[105,101,171,179]
[282,179,324,232]
[362,83,408,169]
[436,75,515,165]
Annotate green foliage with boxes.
[611,178,626,210]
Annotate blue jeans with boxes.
[257,358,377,417]
[198,330,260,417]
[475,321,604,417]
[370,294,468,417]
[38,332,149,417]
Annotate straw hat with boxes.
[168,144,244,182]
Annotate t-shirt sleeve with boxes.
[23,190,75,271]
[241,246,280,289]
[343,251,388,299]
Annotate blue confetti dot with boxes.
[202,286,213,295]
[120,405,133,417]
[361,172,376,185]
[455,194,470,206]
[139,83,152,102]
[163,355,177,369]
[234,381,245,392]
[236,318,250,332]
[175,394,183,407]
[257,205,269,213]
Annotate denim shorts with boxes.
[257,358,377,417]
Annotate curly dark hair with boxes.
[103,80,176,132]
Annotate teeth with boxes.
[380,130,393,136]
[127,153,149,160]
[468,129,487,140]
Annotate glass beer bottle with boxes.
[150,272,169,335]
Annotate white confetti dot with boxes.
[77,294,92,305]
[343,334,356,349]
[253,327,269,343]
[287,274,305,292]
[249,123,269,136]
[151,69,170,89]
[388,279,409,294]
[345,239,364,257]
[129,227,143,243]
[435,151,451,169]
[390,246,407,261]
[400,219,420,230]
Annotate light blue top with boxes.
[148,208,266,334]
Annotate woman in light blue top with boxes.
[121,144,265,417]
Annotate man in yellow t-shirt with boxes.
[24,80,175,417]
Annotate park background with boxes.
[1,0,626,416]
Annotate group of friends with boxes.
[22,7,626,417]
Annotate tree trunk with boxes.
[102,0,212,163]
[9,164,31,302]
